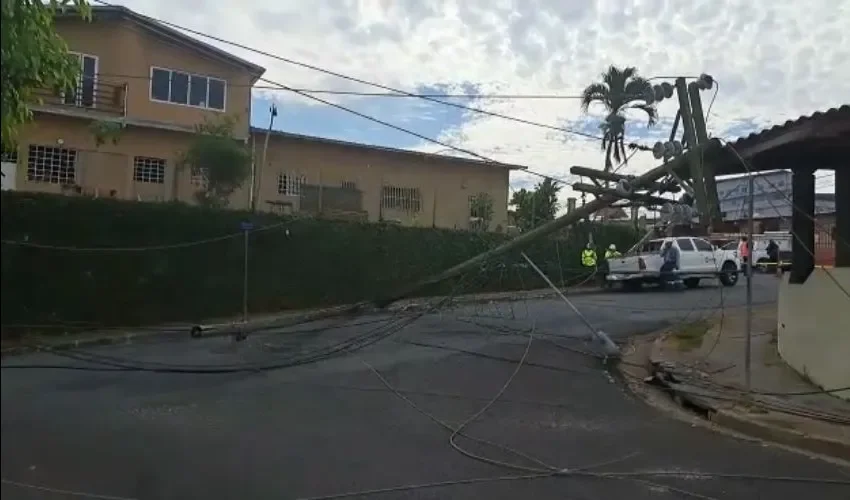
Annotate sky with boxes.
[109,0,846,205]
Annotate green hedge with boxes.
[0,192,641,331]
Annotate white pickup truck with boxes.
[606,236,741,291]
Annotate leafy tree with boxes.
[1,0,91,149]
[178,116,251,209]
[469,192,494,231]
[509,178,561,231]
[580,66,657,172]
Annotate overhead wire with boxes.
[1,266,485,373]
[15,4,846,492]
[91,1,642,147]
[90,0,651,187]
[87,72,589,99]
[0,219,289,252]
[363,332,728,500]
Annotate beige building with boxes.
[4,5,520,231]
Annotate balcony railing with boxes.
[32,79,127,117]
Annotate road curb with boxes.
[620,333,850,464]
[708,408,850,461]
[1,285,607,357]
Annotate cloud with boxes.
[111,0,847,198]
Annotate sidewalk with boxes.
[642,305,850,461]
[1,283,606,356]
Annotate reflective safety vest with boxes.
[581,249,597,267]
[605,249,621,259]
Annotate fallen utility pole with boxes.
[373,140,720,308]
[569,166,680,194]
[521,252,620,358]
[571,183,672,206]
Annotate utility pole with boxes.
[674,78,709,227]
[744,173,755,391]
[687,82,721,226]
[237,220,253,341]
[374,141,718,307]
[253,104,277,212]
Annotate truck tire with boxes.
[719,261,739,286]
[684,278,700,289]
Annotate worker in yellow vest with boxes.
[605,244,622,260]
[581,243,599,285]
[601,244,621,288]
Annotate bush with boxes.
[0,192,642,330]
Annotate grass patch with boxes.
[671,319,712,351]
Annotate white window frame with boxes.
[26,145,77,185]
[65,52,99,109]
[381,185,422,213]
[149,66,227,112]
[132,156,166,184]
[277,172,304,196]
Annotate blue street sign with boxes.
[240,221,254,231]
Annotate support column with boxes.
[790,167,815,284]
[835,168,850,267]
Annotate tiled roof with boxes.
[730,105,850,148]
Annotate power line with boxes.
[91,1,649,150]
[0,221,289,252]
[93,72,586,99]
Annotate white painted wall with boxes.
[1,162,17,191]
[777,268,850,400]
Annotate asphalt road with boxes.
[3,276,849,499]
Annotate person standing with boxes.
[660,240,682,289]
[600,244,621,288]
[766,239,780,276]
[581,242,598,284]
[738,235,751,276]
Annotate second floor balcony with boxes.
[32,77,127,118]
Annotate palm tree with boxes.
[581,66,657,172]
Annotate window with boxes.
[208,79,225,110]
[381,185,421,212]
[150,67,226,111]
[676,238,696,251]
[469,193,492,218]
[133,157,166,184]
[65,52,98,108]
[27,145,76,184]
[277,172,304,196]
[341,180,357,190]
[693,238,713,251]
[170,72,189,104]
[191,168,209,188]
[642,240,664,253]
[189,75,208,106]
[1,148,17,163]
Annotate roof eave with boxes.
[78,6,266,76]
[249,127,528,171]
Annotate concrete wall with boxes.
[777,268,850,400]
